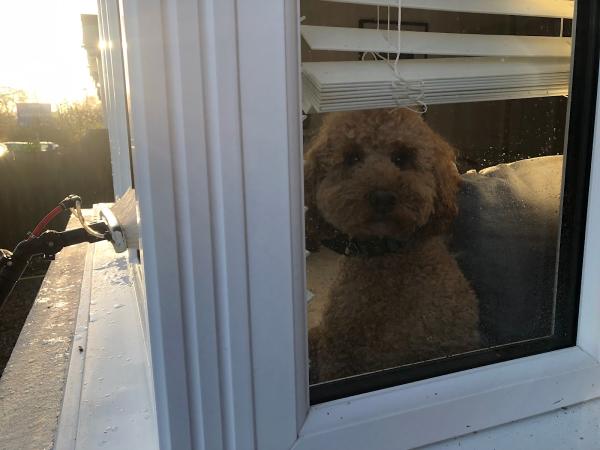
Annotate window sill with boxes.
[296,346,600,450]
[0,237,88,450]
[53,239,158,450]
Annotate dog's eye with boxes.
[343,151,363,167]
[391,150,415,169]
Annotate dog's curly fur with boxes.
[306,108,480,383]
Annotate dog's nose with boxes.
[368,190,396,214]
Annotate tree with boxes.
[0,87,27,115]
[0,88,26,141]
[55,97,105,146]
[0,96,105,147]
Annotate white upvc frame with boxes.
[119,1,600,449]
[97,0,132,198]
[97,0,152,352]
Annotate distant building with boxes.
[80,15,102,100]
[15,102,51,127]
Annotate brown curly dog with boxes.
[305,108,480,383]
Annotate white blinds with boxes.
[322,0,574,19]
[303,58,570,112]
[301,26,571,58]
[301,0,575,113]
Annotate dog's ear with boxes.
[304,142,325,251]
[425,134,461,235]
[304,132,337,251]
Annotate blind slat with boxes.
[302,58,570,86]
[302,58,570,112]
[303,58,570,85]
[321,0,574,19]
[301,25,572,58]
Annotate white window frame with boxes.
[97,0,132,198]
[97,0,151,347]
[118,0,600,449]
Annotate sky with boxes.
[0,0,99,107]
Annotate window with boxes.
[116,0,600,448]
[97,0,148,336]
[302,0,591,403]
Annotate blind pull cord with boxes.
[391,0,428,114]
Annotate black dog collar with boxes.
[321,229,411,257]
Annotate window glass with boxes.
[302,0,588,402]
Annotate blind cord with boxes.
[387,5,391,60]
[560,18,564,37]
[358,1,428,113]
[391,0,427,114]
